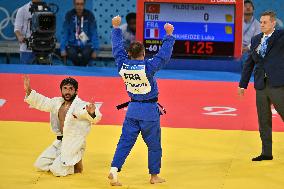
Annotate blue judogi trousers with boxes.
[111,117,162,174]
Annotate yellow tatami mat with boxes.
[1,121,284,189]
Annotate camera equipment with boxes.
[26,2,58,64]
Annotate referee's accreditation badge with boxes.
[119,63,151,94]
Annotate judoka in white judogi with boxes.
[23,76,102,176]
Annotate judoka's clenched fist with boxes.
[23,75,32,96]
[86,103,96,117]
[112,15,121,28]
[164,23,174,36]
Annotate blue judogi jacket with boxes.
[112,28,175,121]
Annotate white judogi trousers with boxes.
[34,139,85,176]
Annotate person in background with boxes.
[242,0,261,54]
[120,12,136,50]
[14,0,41,64]
[60,0,99,66]
[240,0,261,70]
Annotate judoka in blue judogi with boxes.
[108,15,175,186]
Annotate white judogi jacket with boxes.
[25,90,102,166]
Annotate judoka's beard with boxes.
[62,93,77,102]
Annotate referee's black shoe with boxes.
[252,155,273,161]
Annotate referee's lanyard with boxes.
[75,16,84,46]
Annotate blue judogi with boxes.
[111,28,175,174]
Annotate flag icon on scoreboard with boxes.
[145,4,160,14]
[146,28,159,38]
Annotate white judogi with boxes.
[25,90,102,176]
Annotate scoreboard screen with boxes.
[136,0,243,58]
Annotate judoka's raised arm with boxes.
[23,75,55,112]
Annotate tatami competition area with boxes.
[0,64,284,189]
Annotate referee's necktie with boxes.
[259,35,269,58]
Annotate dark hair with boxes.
[244,0,254,10]
[128,41,145,59]
[126,12,136,24]
[261,10,276,21]
[73,0,86,4]
[60,77,78,91]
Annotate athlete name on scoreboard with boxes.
[173,4,205,10]
[173,34,215,41]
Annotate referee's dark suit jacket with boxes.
[239,29,284,89]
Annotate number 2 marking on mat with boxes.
[203,106,237,116]
[0,99,6,107]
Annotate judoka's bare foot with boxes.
[150,174,166,184]
[108,173,122,186]
[74,160,83,173]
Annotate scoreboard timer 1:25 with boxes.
[136,0,243,58]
